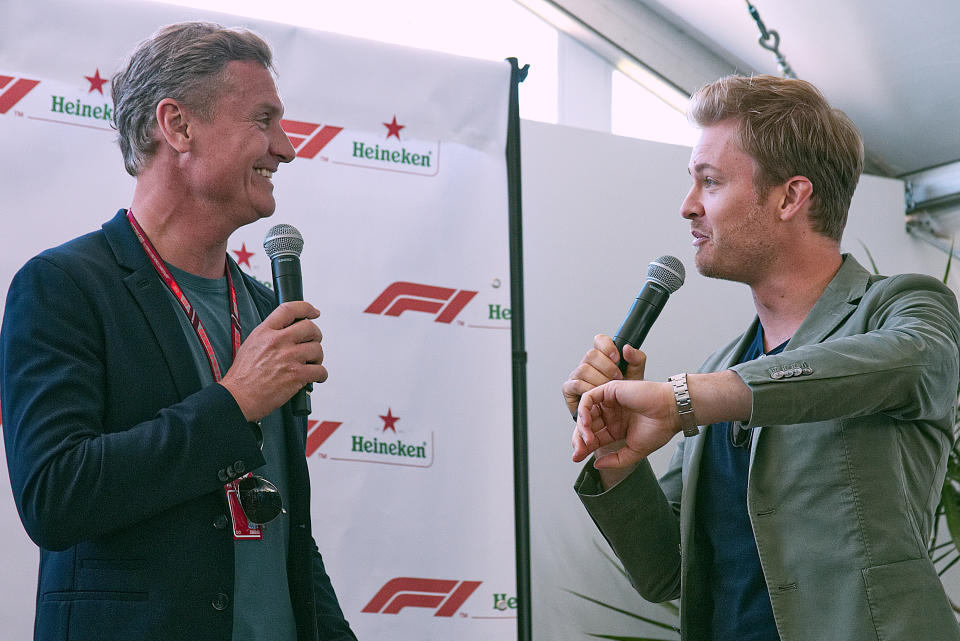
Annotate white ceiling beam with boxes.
[515,0,743,108]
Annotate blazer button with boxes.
[217,469,229,483]
[234,460,246,474]
[213,514,229,530]
[225,465,236,479]
[212,592,230,611]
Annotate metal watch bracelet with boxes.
[668,373,700,437]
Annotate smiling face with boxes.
[680,119,782,284]
[184,60,295,230]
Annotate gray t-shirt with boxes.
[166,262,297,641]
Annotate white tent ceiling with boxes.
[524,0,960,179]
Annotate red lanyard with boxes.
[127,211,242,381]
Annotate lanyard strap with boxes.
[127,211,263,540]
[127,211,241,381]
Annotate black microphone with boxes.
[613,256,685,374]
[263,224,311,416]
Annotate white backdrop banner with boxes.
[0,1,517,639]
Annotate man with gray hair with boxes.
[1,22,356,640]
[564,75,960,640]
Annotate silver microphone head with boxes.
[263,224,304,260]
[647,255,685,293]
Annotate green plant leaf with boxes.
[592,540,680,618]
[564,589,678,632]
[857,239,880,275]
[587,635,675,641]
[941,477,960,566]
[943,237,955,284]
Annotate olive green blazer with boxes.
[577,255,960,641]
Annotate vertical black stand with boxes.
[505,57,531,641]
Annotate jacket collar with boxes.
[785,253,872,350]
[103,209,201,399]
[103,208,150,272]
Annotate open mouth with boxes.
[254,167,274,179]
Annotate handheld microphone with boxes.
[613,256,685,374]
[263,224,311,416]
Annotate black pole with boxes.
[505,56,531,641]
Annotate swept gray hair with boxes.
[111,22,274,176]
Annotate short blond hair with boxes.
[689,75,864,242]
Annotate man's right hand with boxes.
[561,334,647,419]
[220,301,327,421]
[562,335,648,490]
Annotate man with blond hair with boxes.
[564,75,960,640]
[1,22,355,641]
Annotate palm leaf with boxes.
[591,541,680,617]
[857,239,880,274]
[587,635,675,641]
[564,589,678,632]
[943,237,955,284]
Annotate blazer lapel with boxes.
[746,254,871,469]
[784,254,870,350]
[103,210,202,400]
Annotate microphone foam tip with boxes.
[263,223,304,259]
[647,255,685,293]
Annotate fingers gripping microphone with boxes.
[263,224,311,416]
[613,256,685,374]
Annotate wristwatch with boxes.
[668,373,700,437]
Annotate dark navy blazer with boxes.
[0,210,355,641]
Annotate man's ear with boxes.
[777,175,814,222]
[155,98,191,153]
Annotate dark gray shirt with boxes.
[166,262,297,641]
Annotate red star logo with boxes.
[380,408,400,433]
[383,115,405,140]
[232,242,254,268]
[85,69,108,95]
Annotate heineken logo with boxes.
[304,409,434,468]
[350,435,427,460]
[342,131,438,175]
[351,141,432,169]
[281,113,440,175]
[363,577,483,617]
[50,95,112,122]
[2,70,113,130]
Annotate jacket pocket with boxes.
[37,590,151,641]
[862,558,960,641]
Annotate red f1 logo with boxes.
[0,76,40,114]
[362,577,482,617]
[365,282,477,324]
[305,420,342,457]
[280,119,343,158]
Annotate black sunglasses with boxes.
[729,421,753,448]
[236,475,286,525]
[235,421,286,525]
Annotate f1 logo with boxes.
[280,119,343,159]
[365,282,477,324]
[305,420,342,457]
[0,76,40,114]
[362,577,482,617]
